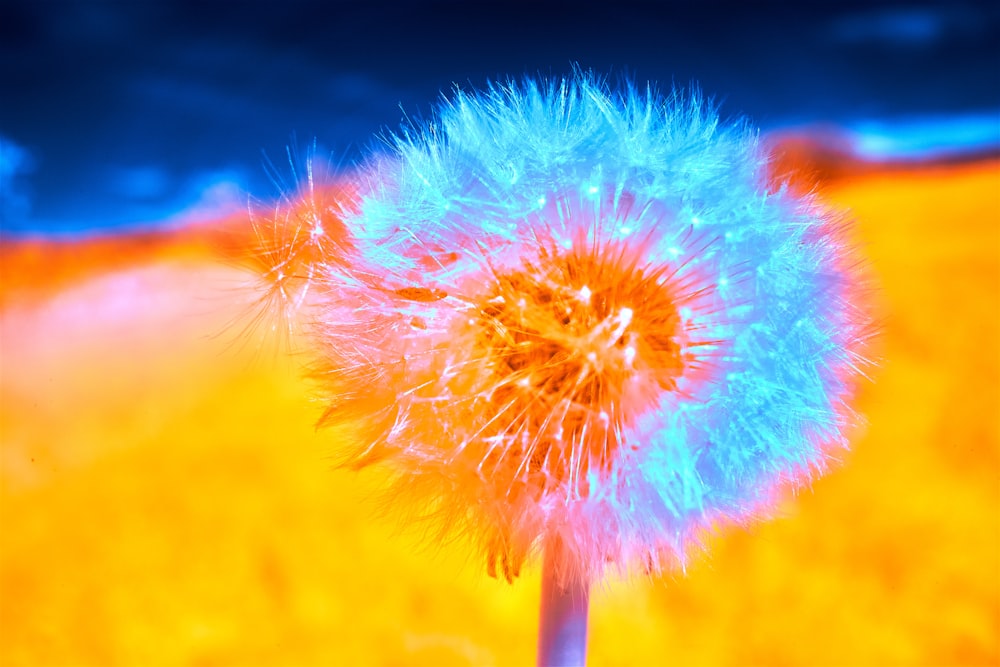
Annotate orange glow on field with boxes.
[1,155,998,666]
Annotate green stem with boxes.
[536,542,590,667]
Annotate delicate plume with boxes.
[222,152,357,344]
[278,74,870,584]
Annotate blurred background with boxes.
[1,0,998,236]
[1,2,998,666]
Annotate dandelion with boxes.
[223,150,357,345]
[249,73,872,665]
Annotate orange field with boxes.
[1,152,998,666]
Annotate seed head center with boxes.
[475,242,685,485]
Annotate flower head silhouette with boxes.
[274,74,869,589]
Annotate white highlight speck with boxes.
[579,285,592,302]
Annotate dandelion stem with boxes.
[537,541,590,667]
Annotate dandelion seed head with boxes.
[310,72,872,585]
[231,152,359,347]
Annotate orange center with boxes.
[475,240,686,492]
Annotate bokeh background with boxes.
[2,1,998,665]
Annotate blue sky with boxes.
[2,1,998,236]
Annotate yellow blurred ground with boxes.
[1,158,998,666]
